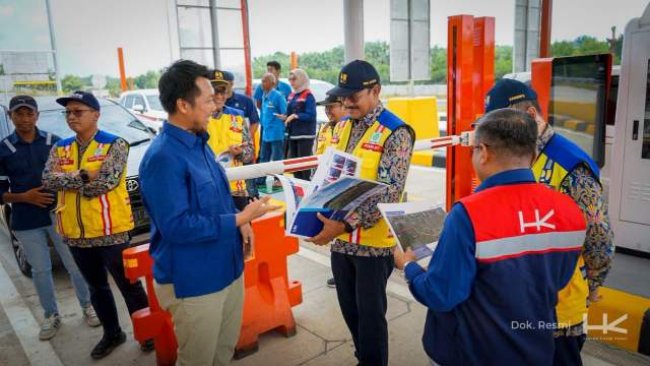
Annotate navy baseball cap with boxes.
[9,95,38,112]
[316,94,341,106]
[327,60,380,97]
[485,79,538,113]
[56,91,100,111]
[222,71,234,82]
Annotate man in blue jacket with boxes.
[394,109,585,365]
[139,60,278,366]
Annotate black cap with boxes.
[56,91,100,111]
[209,69,229,86]
[485,79,538,113]
[9,95,38,112]
[316,94,342,106]
[327,60,380,97]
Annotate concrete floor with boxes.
[0,166,648,366]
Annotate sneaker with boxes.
[91,331,126,359]
[82,305,101,327]
[140,338,155,352]
[326,277,336,288]
[39,313,61,340]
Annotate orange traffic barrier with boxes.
[236,210,303,357]
[123,244,178,366]
[123,210,303,362]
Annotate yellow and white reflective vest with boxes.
[532,132,601,329]
[329,110,412,248]
[54,131,134,239]
[316,122,336,155]
[207,107,247,193]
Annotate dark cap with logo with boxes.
[327,60,380,97]
[316,94,342,106]
[210,69,230,86]
[485,79,538,113]
[56,91,100,111]
[9,95,38,112]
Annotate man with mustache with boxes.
[307,60,415,366]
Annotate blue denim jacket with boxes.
[139,122,242,298]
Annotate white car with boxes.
[119,89,167,133]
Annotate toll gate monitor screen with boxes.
[549,54,609,167]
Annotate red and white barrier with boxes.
[225,133,473,182]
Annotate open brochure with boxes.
[275,148,386,238]
[307,147,360,196]
[378,201,447,260]
[288,176,387,238]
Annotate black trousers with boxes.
[554,334,586,366]
[70,241,149,337]
[287,139,314,181]
[331,251,394,366]
[232,195,249,211]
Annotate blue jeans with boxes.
[259,140,284,163]
[14,224,91,318]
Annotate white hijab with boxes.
[290,68,310,93]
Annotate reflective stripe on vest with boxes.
[532,136,594,328]
[207,111,247,193]
[54,132,134,239]
[329,113,399,248]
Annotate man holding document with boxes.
[393,109,586,365]
[306,60,414,366]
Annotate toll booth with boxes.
[445,15,494,209]
[609,4,650,255]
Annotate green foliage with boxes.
[134,70,161,89]
[551,35,621,63]
[61,74,88,92]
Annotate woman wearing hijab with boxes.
[278,68,317,180]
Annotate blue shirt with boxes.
[254,80,291,102]
[226,92,260,125]
[0,129,60,231]
[405,168,576,365]
[139,122,242,298]
[260,89,288,142]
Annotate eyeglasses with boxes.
[288,76,297,81]
[62,109,94,117]
[343,88,371,103]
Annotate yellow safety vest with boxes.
[207,108,247,193]
[54,131,134,239]
[532,133,599,329]
[329,110,408,248]
[315,122,335,155]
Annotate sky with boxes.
[0,0,647,77]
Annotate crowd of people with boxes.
[0,57,614,366]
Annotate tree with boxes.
[61,75,86,92]
[134,70,161,89]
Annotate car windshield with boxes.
[146,95,163,111]
[37,103,152,145]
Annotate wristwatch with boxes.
[79,169,90,184]
[343,221,355,233]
